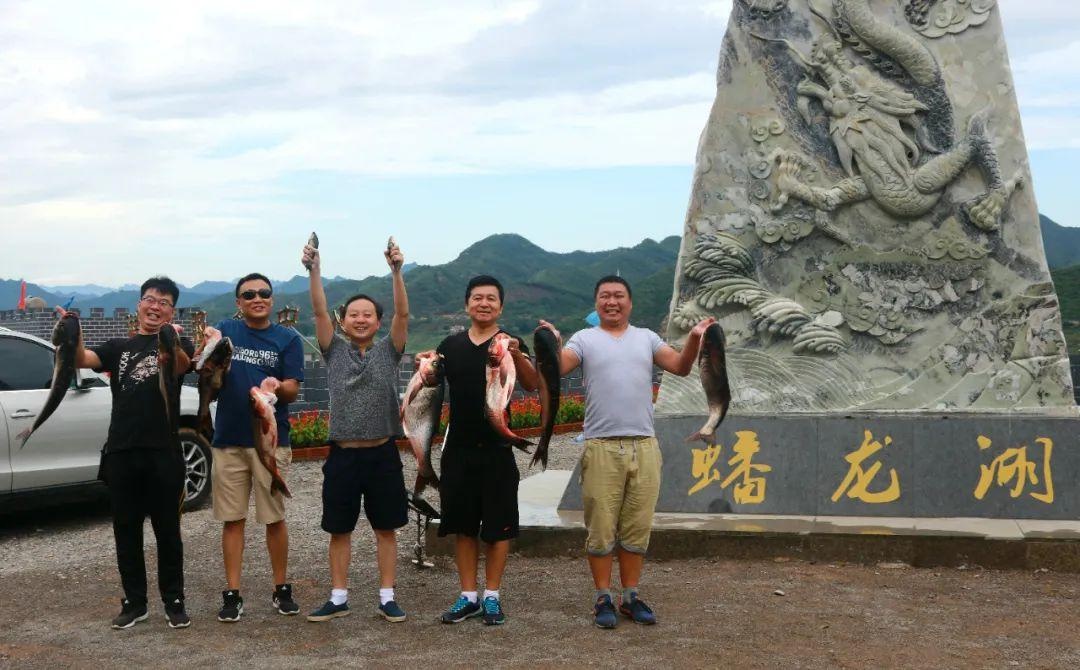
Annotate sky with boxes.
[2,0,1079,287]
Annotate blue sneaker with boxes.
[440,595,482,624]
[482,596,506,626]
[306,600,350,622]
[619,595,656,625]
[593,594,617,629]
[378,600,407,622]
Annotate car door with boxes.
[0,335,110,490]
[0,393,9,494]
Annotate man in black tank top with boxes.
[429,275,537,626]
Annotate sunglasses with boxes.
[239,288,273,300]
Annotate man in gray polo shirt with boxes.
[543,275,713,629]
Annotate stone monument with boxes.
[561,0,1080,519]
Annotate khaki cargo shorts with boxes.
[580,436,662,556]
[211,446,292,524]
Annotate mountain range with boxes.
[5,214,1080,351]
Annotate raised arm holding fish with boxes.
[304,233,415,624]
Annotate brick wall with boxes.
[0,308,200,347]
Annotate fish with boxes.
[195,332,233,441]
[485,333,532,451]
[530,324,562,470]
[249,378,292,497]
[157,324,182,438]
[686,322,731,444]
[406,491,441,519]
[401,352,444,495]
[387,235,402,271]
[302,231,319,270]
[17,312,81,448]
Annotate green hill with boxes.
[1041,214,1080,270]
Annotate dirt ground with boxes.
[2,436,1079,669]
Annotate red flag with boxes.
[16,280,26,310]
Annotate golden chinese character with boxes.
[689,444,723,495]
[831,430,900,504]
[719,431,772,504]
[973,435,1054,504]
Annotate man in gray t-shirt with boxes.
[545,275,713,630]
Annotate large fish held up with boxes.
[686,322,731,444]
[195,330,233,441]
[485,333,532,451]
[249,378,292,497]
[157,324,183,438]
[401,352,444,495]
[17,312,81,448]
[531,324,562,470]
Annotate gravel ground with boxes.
[2,433,1080,669]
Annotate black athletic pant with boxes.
[103,448,186,606]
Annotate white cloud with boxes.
[1,0,1079,283]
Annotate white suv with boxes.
[0,327,212,509]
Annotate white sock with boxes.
[379,588,395,606]
[483,589,500,601]
[461,590,478,604]
[330,588,348,606]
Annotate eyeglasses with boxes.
[239,288,273,300]
[139,295,174,308]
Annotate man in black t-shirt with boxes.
[70,276,194,630]
[428,275,538,626]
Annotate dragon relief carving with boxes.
[752,0,1020,232]
[674,233,847,354]
[904,0,996,39]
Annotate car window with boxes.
[0,337,54,391]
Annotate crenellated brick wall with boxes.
[0,307,200,346]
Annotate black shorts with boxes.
[320,440,408,533]
[437,444,519,543]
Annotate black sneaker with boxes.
[440,595,483,624]
[164,598,191,629]
[482,596,506,626]
[273,583,300,615]
[218,590,243,622]
[111,599,148,629]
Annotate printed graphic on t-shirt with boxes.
[116,350,158,392]
[232,346,280,368]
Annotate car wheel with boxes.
[179,428,212,510]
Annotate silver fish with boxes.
[531,324,562,470]
[686,322,731,444]
[401,353,444,495]
[196,333,232,441]
[17,313,80,448]
[302,231,319,270]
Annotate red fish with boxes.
[484,333,531,451]
[249,378,291,497]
